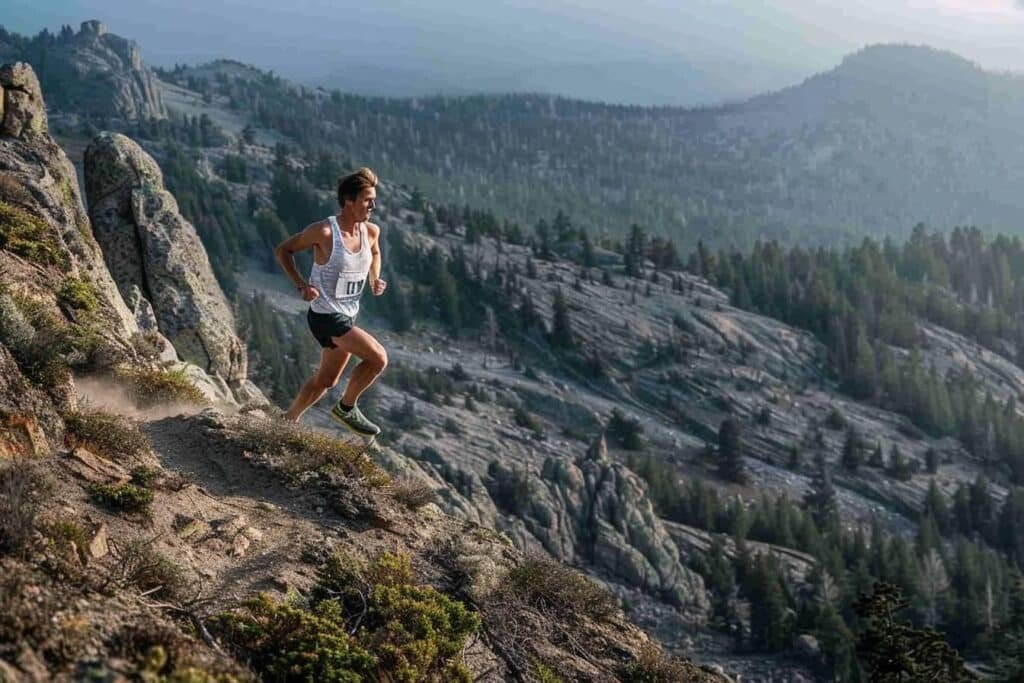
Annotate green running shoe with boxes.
[330,403,381,436]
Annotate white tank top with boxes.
[309,215,371,317]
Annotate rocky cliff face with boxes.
[0,62,145,443]
[83,131,263,404]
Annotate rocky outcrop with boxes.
[71,21,165,120]
[83,132,261,403]
[492,433,710,618]
[0,21,166,121]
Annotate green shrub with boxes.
[89,482,153,514]
[531,660,564,682]
[0,201,69,269]
[216,551,479,682]
[57,277,99,313]
[64,408,150,463]
[210,594,373,682]
[115,365,207,408]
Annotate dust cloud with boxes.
[73,375,207,421]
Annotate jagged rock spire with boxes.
[584,431,609,464]
[0,63,47,138]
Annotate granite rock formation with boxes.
[83,132,262,403]
[0,21,166,121]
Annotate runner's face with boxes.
[355,187,376,221]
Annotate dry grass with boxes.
[469,554,624,680]
[388,476,436,510]
[504,555,618,623]
[114,364,208,408]
[234,415,389,486]
[620,642,707,682]
[0,457,48,556]
[109,536,191,600]
[64,407,150,463]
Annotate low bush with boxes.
[57,277,99,313]
[620,643,700,682]
[112,537,190,599]
[89,482,154,514]
[64,408,150,463]
[38,516,89,569]
[504,556,618,623]
[388,477,435,510]
[213,551,479,682]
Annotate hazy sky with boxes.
[6,0,1024,104]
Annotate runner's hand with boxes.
[371,278,387,296]
[299,284,320,301]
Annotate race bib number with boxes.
[335,274,366,298]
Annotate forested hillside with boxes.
[143,43,1024,249]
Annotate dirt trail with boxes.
[137,414,337,606]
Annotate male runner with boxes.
[274,167,387,434]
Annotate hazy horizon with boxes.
[7,0,1024,106]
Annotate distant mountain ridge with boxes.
[9,21,1024,246]
[167,40,1024,246]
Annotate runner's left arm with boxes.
[369,223,387,295]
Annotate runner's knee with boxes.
[369,347,387,372]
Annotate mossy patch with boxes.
[0,200,69,270]
[57,277,99,313]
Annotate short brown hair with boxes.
[337,167,378,206]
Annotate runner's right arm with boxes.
[275,221,330,300]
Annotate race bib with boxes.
[335,273,366,299]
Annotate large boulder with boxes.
[83,132,259,403]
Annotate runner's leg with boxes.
[283,345,351,421]
[330,326,388,406]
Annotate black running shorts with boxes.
[307,309,355,348]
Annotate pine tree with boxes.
[855,582,974,682]
[803,451,839,534]
[717,418,746,484]
[841,427,864,472]
[549,287,575,349]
